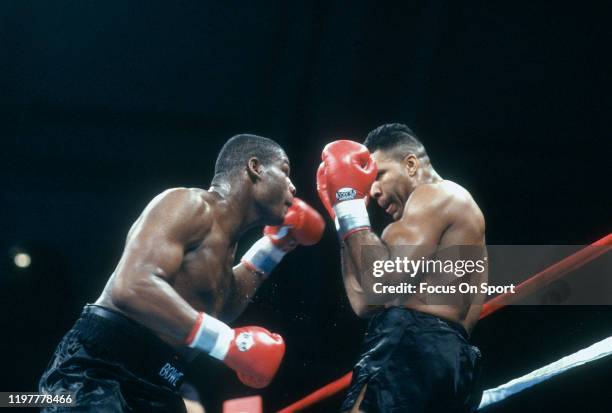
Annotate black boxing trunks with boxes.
[39,305,188,412]
[340,307,482,413]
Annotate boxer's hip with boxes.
[39,305,188,411]
[342,306,482,412]
[365,305,471,345]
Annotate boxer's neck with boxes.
[406,160,442,192]
[401,164,443,200]
[414,164,442,186]
[209,180,264,241]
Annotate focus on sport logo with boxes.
[336,187,357,201]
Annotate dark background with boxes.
[1,1,611,412]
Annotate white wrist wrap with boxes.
[187,313,234,361]
[241,236,287,276]
[333,199,370,239]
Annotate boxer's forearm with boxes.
[112,270,199,341]
[341,245,382,318]
[344,229,433,289]
[344,230,391,280]
[220,263,265,322]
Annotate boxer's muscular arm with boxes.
[342,185,452,317]
[111,188,210,340]
[221,263,265,322]
[340,245,384,317]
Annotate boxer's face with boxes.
[369,150,414,221]
[252,153,295,225]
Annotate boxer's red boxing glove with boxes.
[316,162,336,220]
[319,140,377,239]
[322,140,377,204]
[224,326,285,389]
[242,197,324,276]
[263,197,325,248]
[185,315,285,389]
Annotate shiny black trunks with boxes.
[39,305,188,412]
[341,307,483,413]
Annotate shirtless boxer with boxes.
[39,134,325,412]
[316,124,485,413]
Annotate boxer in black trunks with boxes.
[39,134,325,412]
[317,124,485,413]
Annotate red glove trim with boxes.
[185,312,205,345]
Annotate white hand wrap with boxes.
[186,313,234,361]
[241,236,287,276]
[332,199,370,239]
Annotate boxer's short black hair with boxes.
[215,134,283,177]
[363,123,427,160]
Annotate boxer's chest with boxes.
[173,231,235,314]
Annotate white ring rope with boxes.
[478,335,612,409]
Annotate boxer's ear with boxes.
[247,157,263,181]
[402,154,419,177]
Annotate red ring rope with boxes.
[277,233,612,413]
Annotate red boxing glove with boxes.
[321,140,377,203]
[242,197,325,276]
[316,162,336,221]
[224,326,285,389]
[264,197,325,248]
[185,314,285,389]
[318,140,377,239]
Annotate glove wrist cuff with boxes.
[333,199,370,239]
[241,236,287,276]
[186,313,234,361]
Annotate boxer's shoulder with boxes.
[425,181,484,231]
[148,187,210,213]
[437,180,483,220]
[140,188,214,236]
[401,181,483,230]
[408,181,476,210]
[403,182,454,216]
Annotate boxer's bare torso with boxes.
[41,135,298,410]
[343,180,486,334]
[342,180,485,413]
[95,187,281,352]
[393,180,486,333]
[326,129,487,413]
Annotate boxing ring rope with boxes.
[477,334,612,409]
[276,233,612,413]
[276,373,353,413]
[480,233,612,318]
